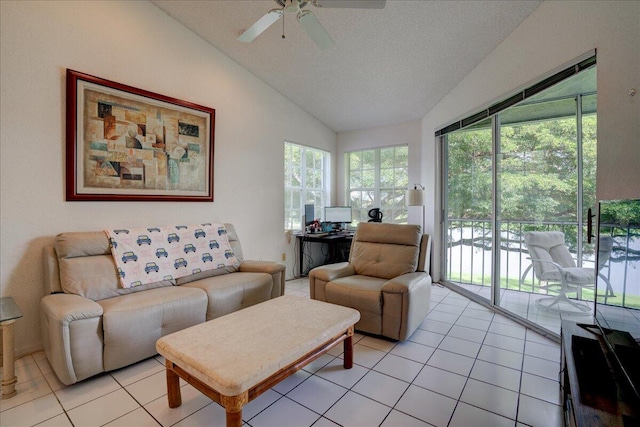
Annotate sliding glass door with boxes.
[442,64,597,334]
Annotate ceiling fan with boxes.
[238,0,386,50]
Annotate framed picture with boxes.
[66,69,215,201]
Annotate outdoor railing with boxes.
[445,219,640,309]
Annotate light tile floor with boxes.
[0,279,564,427]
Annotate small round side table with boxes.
[0,297,23,399]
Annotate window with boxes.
[284,142,330,230]
[346,145,408,225]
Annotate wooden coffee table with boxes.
[156,295,360,427]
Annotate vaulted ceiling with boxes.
[151,0,542,132]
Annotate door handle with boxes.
[587,208,595,244]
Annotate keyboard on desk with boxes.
[325,232,353,239]
[306,233,328,237]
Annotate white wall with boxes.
[336,119,422,221]
[0,0,335,356]
[422,1,640,280]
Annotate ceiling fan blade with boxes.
[313,0,386,9]
[238,9,283,43]
[298,10,335,50]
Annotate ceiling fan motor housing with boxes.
[278,0,310,14]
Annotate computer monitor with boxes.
[304,204,315,225]
[325,206,352,224]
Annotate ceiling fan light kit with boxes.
[238,0,385,50]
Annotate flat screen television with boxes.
[304,204,315,226]
[325,206,352,224]
[594,198,640,403]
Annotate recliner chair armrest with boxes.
[309,262,356,282]
[239,260,286,298]
[382,272,431,294]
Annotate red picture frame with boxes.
[66,69,215,201]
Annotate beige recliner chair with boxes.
[309,222,432,341]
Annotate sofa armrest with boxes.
[308,262,356,300]
[40,294,104,385]
[382,272,431,294]
[41,293,103,322]
[239,260,284,274]
[240,260,286,298]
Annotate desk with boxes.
[0,297,23,399]
[296,233,353,277]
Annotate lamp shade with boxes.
[406,188,424,206]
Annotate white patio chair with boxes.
[523,231,595,312]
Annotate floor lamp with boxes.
[406,184,425,231]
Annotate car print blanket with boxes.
[105,223,238,289]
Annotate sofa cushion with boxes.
[224,223,244,263]
[98,286,207,371]
[59,254,173,301]
[325,275,386,335]
[182,272,272,320]
[55,231,110,258]
[176,265,238,286]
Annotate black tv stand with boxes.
[561,320,639,426]
[571,335,617,404]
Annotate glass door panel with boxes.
[497,99,580,316]
[444,118,493,298]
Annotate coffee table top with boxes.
[156,295,360,396]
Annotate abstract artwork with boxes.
[66,69,215,201]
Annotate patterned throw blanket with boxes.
[105,223,238,289]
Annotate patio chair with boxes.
[523,231,595,312]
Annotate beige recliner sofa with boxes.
[309,222,431,341]
[41,223,284,385]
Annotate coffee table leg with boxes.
[225,409,242,427]
[344,334,353,369]
[165,362,182,408]
[221,393,248,427]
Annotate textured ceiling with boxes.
[151,0,542,132]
